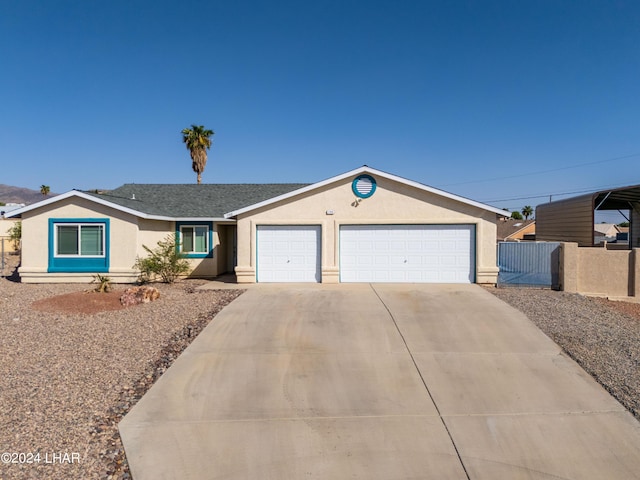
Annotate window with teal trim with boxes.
[181,226,208,254]
[48,218,110,273]
[55,224,105,256]
[176,221,213,258]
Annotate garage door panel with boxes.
[341,257,356,266]
[340,225,475,283]
[441,256,457,266]
[390,255,406,266]
[257,226,321,283]
[375,256,389,266]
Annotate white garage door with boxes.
[257,226,321,282]
[340,225,475,283]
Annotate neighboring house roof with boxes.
[497,219,536,241]
[593,223,620,236]
[224,166,510,218]
[1,203,25,217]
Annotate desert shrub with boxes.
[8,221,21,250]
[91,273,112,293]
[133,234,190,283]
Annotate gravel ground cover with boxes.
[0,256,244,480]
[486,286,640,421]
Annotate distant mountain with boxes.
[0,184,57,205]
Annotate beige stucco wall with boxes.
[560,242,639,297]
[137,219,223,279]
[578,248,631,296]
[235,176,500,284]
[19,197,141,283]
[18,198,227,283]
[0,217,18,237]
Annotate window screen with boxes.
[181,226,208,253]
[56,224,104,256]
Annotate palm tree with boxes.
[40,185,50,196]
[522,205,533,220]
[181,125,214,184]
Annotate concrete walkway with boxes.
[119,284,640,479]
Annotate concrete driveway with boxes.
[119,284,640,479]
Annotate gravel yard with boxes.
[486,286,640,421]
[0,256,244,480]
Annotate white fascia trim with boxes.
[4,190,230,222]
[5,191,110,217]
[224,166,509,218]
[174,217,232,222]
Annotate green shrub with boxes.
[133,234,191,283]
[8,221,21,250]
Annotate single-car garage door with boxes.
[257,226,321,282]
[340,224,475,283]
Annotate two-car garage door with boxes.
[256,224,475,283]
[340,225,475,283]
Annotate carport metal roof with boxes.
[535,184,640,247]
[592,184,640,210]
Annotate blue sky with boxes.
[1,0,638,219]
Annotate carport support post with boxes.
[559,242,579,293]
[633,248,640,298]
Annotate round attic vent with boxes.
[352,174,377,199]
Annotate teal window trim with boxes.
[176,221,213,258]
[48,218,110,273]
[352,174,377,198]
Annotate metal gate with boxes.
[498,242,560,288]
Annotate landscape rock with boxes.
[119,286,161,306]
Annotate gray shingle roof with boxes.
[84,184,309,218]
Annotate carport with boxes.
[535,184,640,248]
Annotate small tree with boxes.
[133,234,190,283]
[511,211,523,220]
[8,221,21,250]
[40,185,50,196]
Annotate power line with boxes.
[438,153,640,188]
[481,181,640,204]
